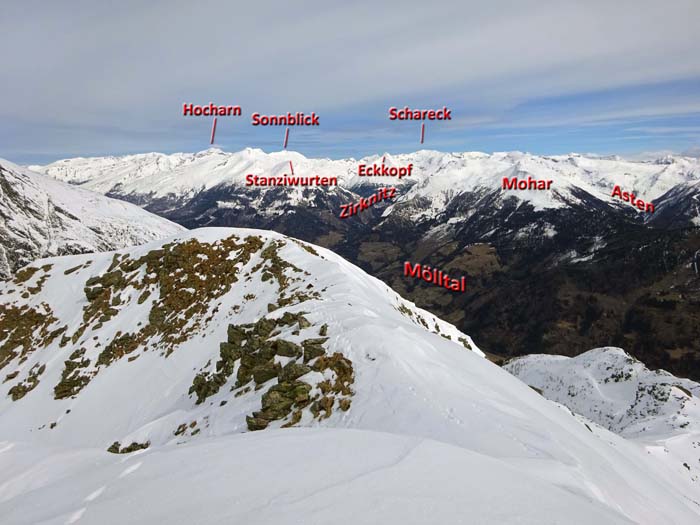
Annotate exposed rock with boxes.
[107,440,151,454]
[272,339,302,358]
[252,362,279,384]
[279,362,311,382]
[245,415,269,431]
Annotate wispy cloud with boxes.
[627,126,700,134]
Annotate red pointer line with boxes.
[420,123,425,144]
[382,156,385,164]
[283,127,290,149]
[289,161,294,175]
[210,117,218,144]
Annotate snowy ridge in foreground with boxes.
[1,229,699,523]
[0,159,184,278]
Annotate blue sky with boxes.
[2,0,699,163]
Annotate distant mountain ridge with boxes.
[30,148,700,220]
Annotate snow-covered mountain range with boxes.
[27,149,700,383]
[2,227,700,523]
[31,148,700,222]
[0,159,184,279]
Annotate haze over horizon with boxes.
[2,0,700,163]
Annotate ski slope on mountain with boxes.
[31,148,700,218]
[0,159,184,278]
[1,228,700,523]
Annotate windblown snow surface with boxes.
[1,229,699,523]
[0,159,184,278]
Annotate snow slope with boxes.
[31,148,700,218]
[0,159,184,278]
[505,348,700,492]
[0,429,632,525]
[1,228,700,523]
